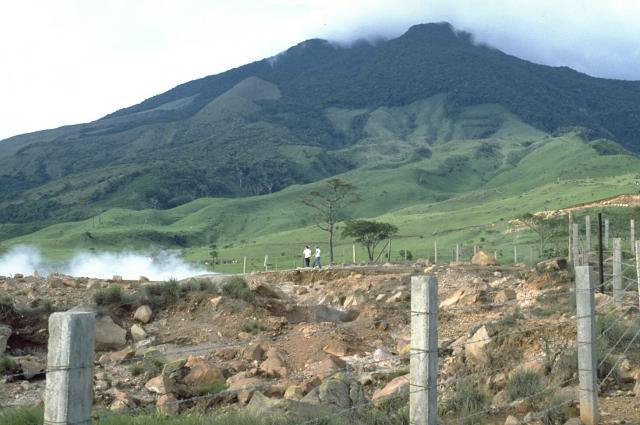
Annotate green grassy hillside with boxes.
[3,129,638,272]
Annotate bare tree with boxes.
[299,178,359,263]
[519,213,560,255]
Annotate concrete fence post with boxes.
[513,245,517,264]
[264,255,269,271]
[572,223,580,268]
[433,241,438,264]
[243,256,247,274]
[613,238,622,305]
[455,244,459,262]
[352,244,356,264]
[632,219,636,254]
[585,215,591,261]
[410,275,438,425]
[635,240,640,309]
[569,212,573,262]
[44,311,95,425]
[473,244,478,255]
[604,219,610,250]
[575,266,599,425]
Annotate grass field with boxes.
[2,130,639,274]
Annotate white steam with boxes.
[0,245,210,281]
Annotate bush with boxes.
[142,279,180,308]
[93,285,128,306]
[222,277,254,302]
[506,370,543,402]
[440,381,490,425]
[240,320,268,335]
[129,363,144,377]
[0,355,16,374]
[539,396,567,425]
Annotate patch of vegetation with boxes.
[240,320,268,335]
[195,380,227,396]
[93,285,130,306]
[439,380,490,425]
[0,297,18,323]
[505,370,543,402]
[222,278,254,302]
[0,355,16,374]
[539,396,568,425]
[129,363,144,377]
[141,279,180,308]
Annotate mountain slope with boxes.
[1,22,640,242]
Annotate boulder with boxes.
[145,374,172,395]
[0,325,11,355]
[385,291,407,304]
[472,251,497,266]
[493,289,517,303]
[247,391,335,419]
[536,258,567,272]
[504,415,521,425]
[373,348,394,362]
[284,385,305,401]
[465,325,494,364]
[259,349,287,378]
[241,343,265,361]
[308,356,347,380]
[130,324,147,342]
[322,340,348,357]
[562,418,583,425]
[372,374,410,406]
[157,393,180,415]
[183,356,225,392]
[134,305,153,323]
[318,378,351,408]
[343,293,365,307]
[95,316,127,350]
[139,276,150,283]
[440,287,488,308]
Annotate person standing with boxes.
[313,245,321,268]
[303,245,312,267]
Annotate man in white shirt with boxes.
[313,246,321,268]
[303,246,312,267]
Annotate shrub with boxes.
[142,279,180,308]
[222,277,254,302]
[130,363,144,377]
[540,396,567,425]
[506,370,543,402]
[440,381,490,425]
[0,355,16,374]
[240,320,267,335]
[93,285,128,306]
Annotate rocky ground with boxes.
[1,255,640,424]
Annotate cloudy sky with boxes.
[1,0,639,141]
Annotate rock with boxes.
[536,258,567,272]
[250,282,286,299]
[105,347,134,363]
[284,385,305,401]
[491,390,510,408]
[472,250,497,266]
[209,296,223,308]
[494,271,503,278]
[318,378,351,408]
[227,376,263,392]
[130,324,147,342]
[157,393,180,415]
[504,415,521,425]
[617,357,636,382]
[385,291,406,304]
[139,276,150,283]
[494,289,517,303]
[396,338,411,356]
[215,347,238,360]
[13,273,24,279]
[145,375,171,394]
[247,391,335,419]
[183,356,225,392]
[343,293,365,307]
[523,412,535,423]
[309,356,347,380]
[259,349,287,378]
[440,287,488,308]
[94,316,127,350]
[322,341,348,357]
[563,418,583,425]
[373,348,393,362]
[241,344,265,361]
[17,357,45,379]
[372,374,410,406]
[0,325,11,355]
[465,325,494,364]
[133,305,153,323]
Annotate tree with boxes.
[299,178,359,263]
[518,213,560,255]
[209,244,219,267]
[342,220,398,262]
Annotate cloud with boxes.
[0,245,210,280]
[0,1,638,141]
